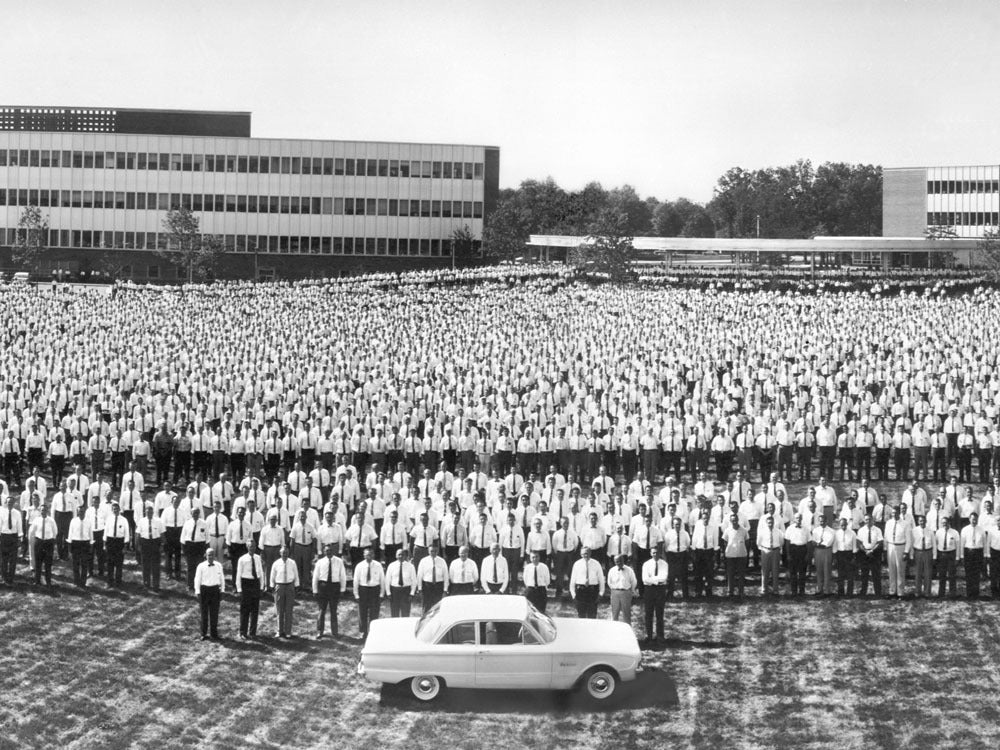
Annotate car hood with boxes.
[361,617,421,654]
[550,618,640,654]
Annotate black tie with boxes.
[328,557,333,583]
[251,555,258,581]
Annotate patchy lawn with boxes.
[1,478,998,749]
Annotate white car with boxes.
[358,595,642,702]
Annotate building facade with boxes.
[0,106,499,279]
[883,164,1000,238]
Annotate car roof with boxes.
[436,594,530,623]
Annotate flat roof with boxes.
[528,234,980,253]
[437,594,529,622]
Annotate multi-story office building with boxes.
[883,164,1000,238]
[0,106,499,280]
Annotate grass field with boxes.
[2,479,999,750]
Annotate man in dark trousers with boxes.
[194,548,225,640]
[236,540,264,639]
[312,544,347,638]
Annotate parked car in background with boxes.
[358,595,642,702]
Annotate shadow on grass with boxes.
[379,667,678,713]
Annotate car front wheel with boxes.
[582,667,618,701]
[410,675,443,702]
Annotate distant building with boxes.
[883,164,999,239]
[0,106,499,280]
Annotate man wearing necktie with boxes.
[569,547,604,619]
[137,505,164,591]
[448,546,476,595]
[608,554,638,625]
[270,545,300,638]
[312,544,346,638]
[31,506,58,589]
[0,496,22,584]
[236,540,264,639]
[641,547,667,644]
[523,550,550,614]
[104,502,130,587]
[857,515,884,597]
[481,543,509,594]
[290,510,315,592]
[353,547,383,639]
[416,543,447,610]
[385,548,417,617]
[194,547,225,640]
[910,515,934,598]
[934,517,959,598]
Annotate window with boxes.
[291,157,301,174]
[442,162,452,179]
[389,160,399,177]
[138,153,148,170]
[136,193,146,210]
[473,201,483,219]
[453,161,463,178]
[258,156,270,174]
[84,152,95,168]
[83,191,94,208]
[366,238,376,255]
[147,265,160,279]
[160,153,171,170]
[410,160,421,177]
[247,195,257,212]
[480,621,522,646]
[334,197,344,215]
[29,150,40,167]
[335,158,345,175]
[237,195,247,212]
[474,163,483,179]
[270,156,281,174]
[345,158,355,176]
[171,153,182,171]
[377,238,387,255]
[322,197,333,214]
[389,199,398,216]
[280,196,290,214]
[146,153,158,170]
[463,201,473,218]
[422,161,432,178]
[72,151,83,168]
[378,159,388,177]
[398,199,409,217]
[400,161,410,178]
[377,199,388,216]
[52,151,62,167]
[432,161,441,178]
[421,200,431,217]
[334,237,344,254]
[464,163,474,179]
[290,196,300,214]
[366,198,377,215]
[193,194,202,211]
[323,158,334,175]
[442,201,452,218]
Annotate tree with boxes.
[449,225,476,267]
[12,205,49,271]
[158,207,226,282]
[975,228,1000,277]
[575,208,637,281]
[481,200,528,262]
[924,224,958,240]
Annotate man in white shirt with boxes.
[910,515,935,598]
[194,547,226,640]
[235,539,265,639]
[522,550,550,613]
[29,505,59,589]
[1,495,23,584]
[856,515,884,597]
[416,543,449,610]
[757,514,784,596]
[480,543,509,594]
[67,505,94,588]
[448,546,478,595]
[270,545,300,638]
[959,512,986,599]
[352,547,384,639]
[384,548,417,617]
[104,502,131,587]
[312,543,347,638]
[569,546,605,619]
[607,554,638,625]
[833,518,857,597]
[934,517,961,598]
[641,547,668,643]
[884,506,911,598]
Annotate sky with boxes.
[4,0,1000,203]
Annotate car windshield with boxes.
[526,607,557,644]
[414,602,447,643]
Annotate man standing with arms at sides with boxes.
[235,539,264,639]
[641,546,667,645]
[0,495,22,584]
[811,515,835,597]
[884,506,911,599]
[270,545,300,638]
[448,545,478,596]
[722,513,748,599]
[910,515,934,598]
[833,517,857,597]
[104,501,130,588]
[607,553,638,625]
[353,547,384,640]
[569,546,605,619]
[551,516,578,599]
[856,514,884,597]
[690,506,717,598]
[194,548,225,641]
[226,506,251,587]
[481,542,509,594]
[757,514,783,596]
[960,512,986,600]
[384,548,417,617]
[161,492,187,582]
[312,543,347,638]
[785,513,810,597]
[29,505,58,590]
[933,516,960,599]
[522,550,550,614]
[68,504,94,588]
[181,507,208,593]
[136,504,164,592]
[416,543,448,611]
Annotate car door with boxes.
[474,620,552,689]
[432,621,478,688]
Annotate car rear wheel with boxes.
[582,667,618,701]
[409,675,444,702]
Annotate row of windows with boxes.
[927,179,1000,195]
[927,211,1000,226]
[0,227,474,256]
[0,149,484,179]
[0,189,483,218]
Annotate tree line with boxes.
[482,160,883,261]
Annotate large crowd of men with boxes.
[2,267,1000,645]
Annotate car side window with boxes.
[440,622,476,645]
[479,621,522,646]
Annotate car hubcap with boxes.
[417,678,435,694]
[590,674,611,695]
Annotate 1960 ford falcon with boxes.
[358,595,642,702]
